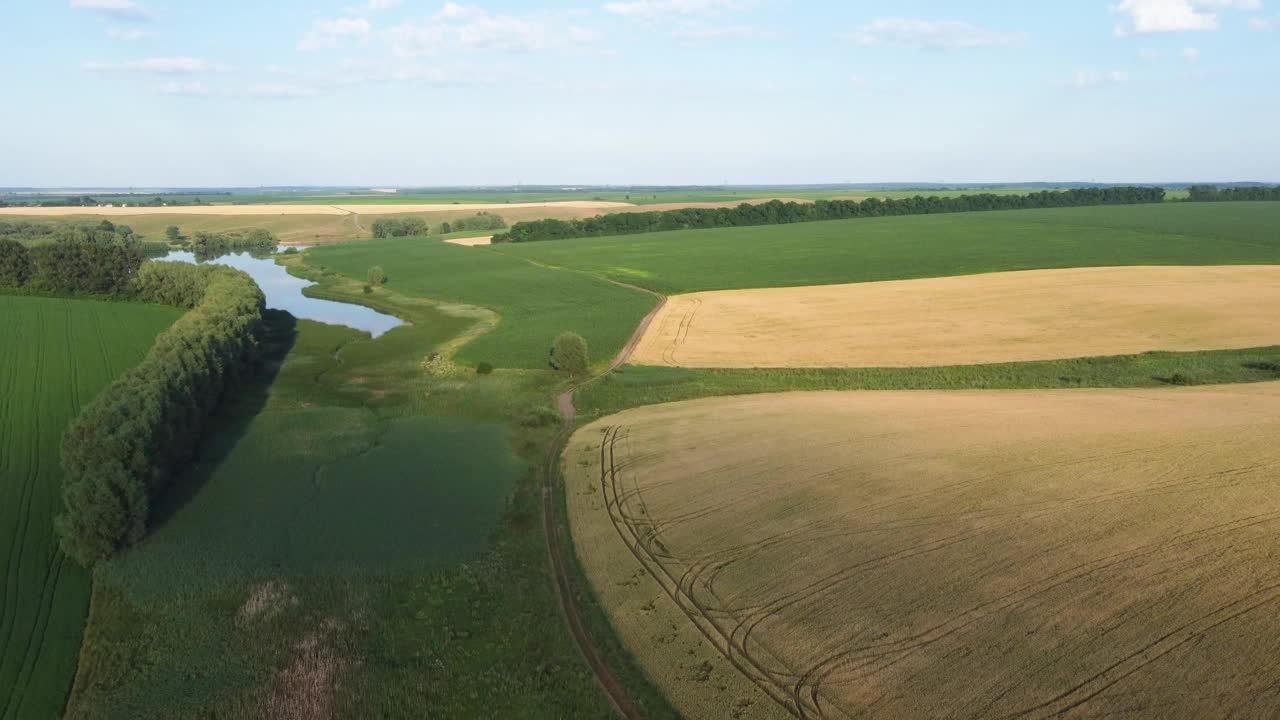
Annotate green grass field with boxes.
[304,238,657,370]
[0,295,180,720]
[495,202,1280,294]
[67,280,614,717]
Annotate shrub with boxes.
[165,225,181,242]
[476,361,495,376]
[371,217,428,238]
[57,263,265,566]
[550,331,589,376]
[363,284,373,294]
[0,238,32,287]
[1165,372,1196,386]
[519,405,561,428]
[367,265,386,286]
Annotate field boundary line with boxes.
[525,249,666,718]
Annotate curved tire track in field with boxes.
[542,269,666,719]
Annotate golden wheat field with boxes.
[565,384,1280,719]
[629,266,1280,368]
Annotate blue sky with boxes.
[3,0,1277,186]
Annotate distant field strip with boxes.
[0,296,179,720]
[630,265,1280,368]
[496,202,1280,294]
[0,201,630,217]
[566,385,1280,719]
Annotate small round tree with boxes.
[165,225,181,242]
[367,266,386,286]
[550,331,589,376]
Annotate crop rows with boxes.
[0,296,178,718]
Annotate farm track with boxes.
[539,265,666,719]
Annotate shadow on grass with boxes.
[147,309,298,533]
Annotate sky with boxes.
[2,0,1278,187]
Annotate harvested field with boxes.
[630,265,1280,368]
[443,236,493,246]
[565,384,1280,719]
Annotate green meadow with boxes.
[0,296,180,720]
[66,281,612,717]
[304,238,657,370]
[494,201,1280,293]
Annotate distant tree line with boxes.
[371,212,507,238]
[0,195,212,208]
[495,187,1168,243]
[57,261,266,565]
[1187,185,1280,202]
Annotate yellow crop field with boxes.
[629,265,1280,368]
[565,384,1280,719]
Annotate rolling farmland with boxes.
[495,202,1280,294]
[566,386,1280,719]
[0,296,179,720]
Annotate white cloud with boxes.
[298,17,372,51]
[1250,16,1278,29]
[157,81,211,96]
[1070,69,1130,88]
[249,83,319,99]
[332,58,505,87]
[671,22,767,41]
[70,0,152,21]
[1182,46,1201,61]
[845,19,1025,50]
[385,5,597,57]
[106,27,155,41]
[82,57,231,73]
[1111,0,1261,35]
[603,0,743,20]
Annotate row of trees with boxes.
[371,212,508,238]
[57,261,266,565]
[184,228,277,261]
[0,222,148,295]
[1187,185,1280,202]
[497,187,1168,243]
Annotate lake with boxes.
[164,250,404,337]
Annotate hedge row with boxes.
[495,187,1168,243]
[56,262,266,566]
[1187,185,1280,202]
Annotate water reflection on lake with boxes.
[164,250,404,337]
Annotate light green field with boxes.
[495,202,1280,294]
[0,295,180,720]
[304,238,658,370]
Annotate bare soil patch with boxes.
[565,383,1280,719]
[631,265,1280,368]
[444,235,493,246]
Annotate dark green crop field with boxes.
[0,295,180,720]
[305,238,657,370]
[494,202,1280,294]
